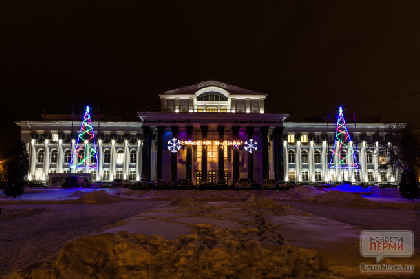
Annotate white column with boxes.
[29,139,37,180]
[70,139,76,169]
[309,141,315,182]
[360,141,367,182]
[283,141,288,181]
[98,140,103,180]
[374,141,379,182]
[110,139,116,180]
[347,141,354,182]
[296,141,301,181]
[123,140,129,180]
[321,141,327,182]
[43,139,50,181]
[57,139,64,173]
[136,140,142,181]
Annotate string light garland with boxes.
[329,106,359,169]
[70,106,98,169]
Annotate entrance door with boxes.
[208,171,216,183]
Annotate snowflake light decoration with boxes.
[244,139,257,153]
[168,138,181,153]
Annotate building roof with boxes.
[161,80,266,96]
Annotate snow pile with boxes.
[287,186,326,199]
[370,186,400,198]
[309,191,368,204]
[10,229,337,278]
[242,195,282,210]
[169,197,201,207]
[77,190,128,203]
[66,190,87,198]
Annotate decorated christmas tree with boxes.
[71,106,98,170]
[329,106,359,169]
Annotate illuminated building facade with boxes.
[17,81,395,185]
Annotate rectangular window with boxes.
[224,172,228,184]
[223,142,228,162]
[117,152,124,164]
[91,171,96,181]
[117,135,124,143]
[368,171,374,181]
[103,170,110,181]
[288,134,295,143]
[116,170,123,179]
[315,171,322,181]
[129,170,136,181]
[35,169,43,180]
[301,134,308,143]
[208,171,216,183]
[197,146,202,163]
[206,107,217,112]
[288,170,296,181]
[208,143,218,163]
[104,134,110,142]
[302,171,309,181]
[52,134,59,142]
[196,171,202,185]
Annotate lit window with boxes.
[196,171,202,185]
[288,170,296,181]
[288,134,295,143]
[208,143,218,163]
[52,134,59,142]
[379,156,387,164]
[197,147,202,163]
[116,150,124,164]
[301,134,308,143]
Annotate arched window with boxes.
[116,150,124,164]
[197,92,228,101]
[104,150,111,163]
[77,149,85,163]
[367,152,373,164]
[288,150,295,163]
[314,150,321,164]
[130,150,137,163]
[51,150,58,163]
[301,150,308,164]
[64,150,71,163]
[37,150,45,163]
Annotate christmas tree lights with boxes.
[71,106,98,169]
[329,106,359,169]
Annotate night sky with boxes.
[1,1,420,155]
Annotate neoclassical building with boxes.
[17,81,396,185]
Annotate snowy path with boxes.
[0,201,167,276]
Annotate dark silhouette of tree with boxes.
[9,141,29,182]
[376,124,419,200]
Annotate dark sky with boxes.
[1,0,420,152]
